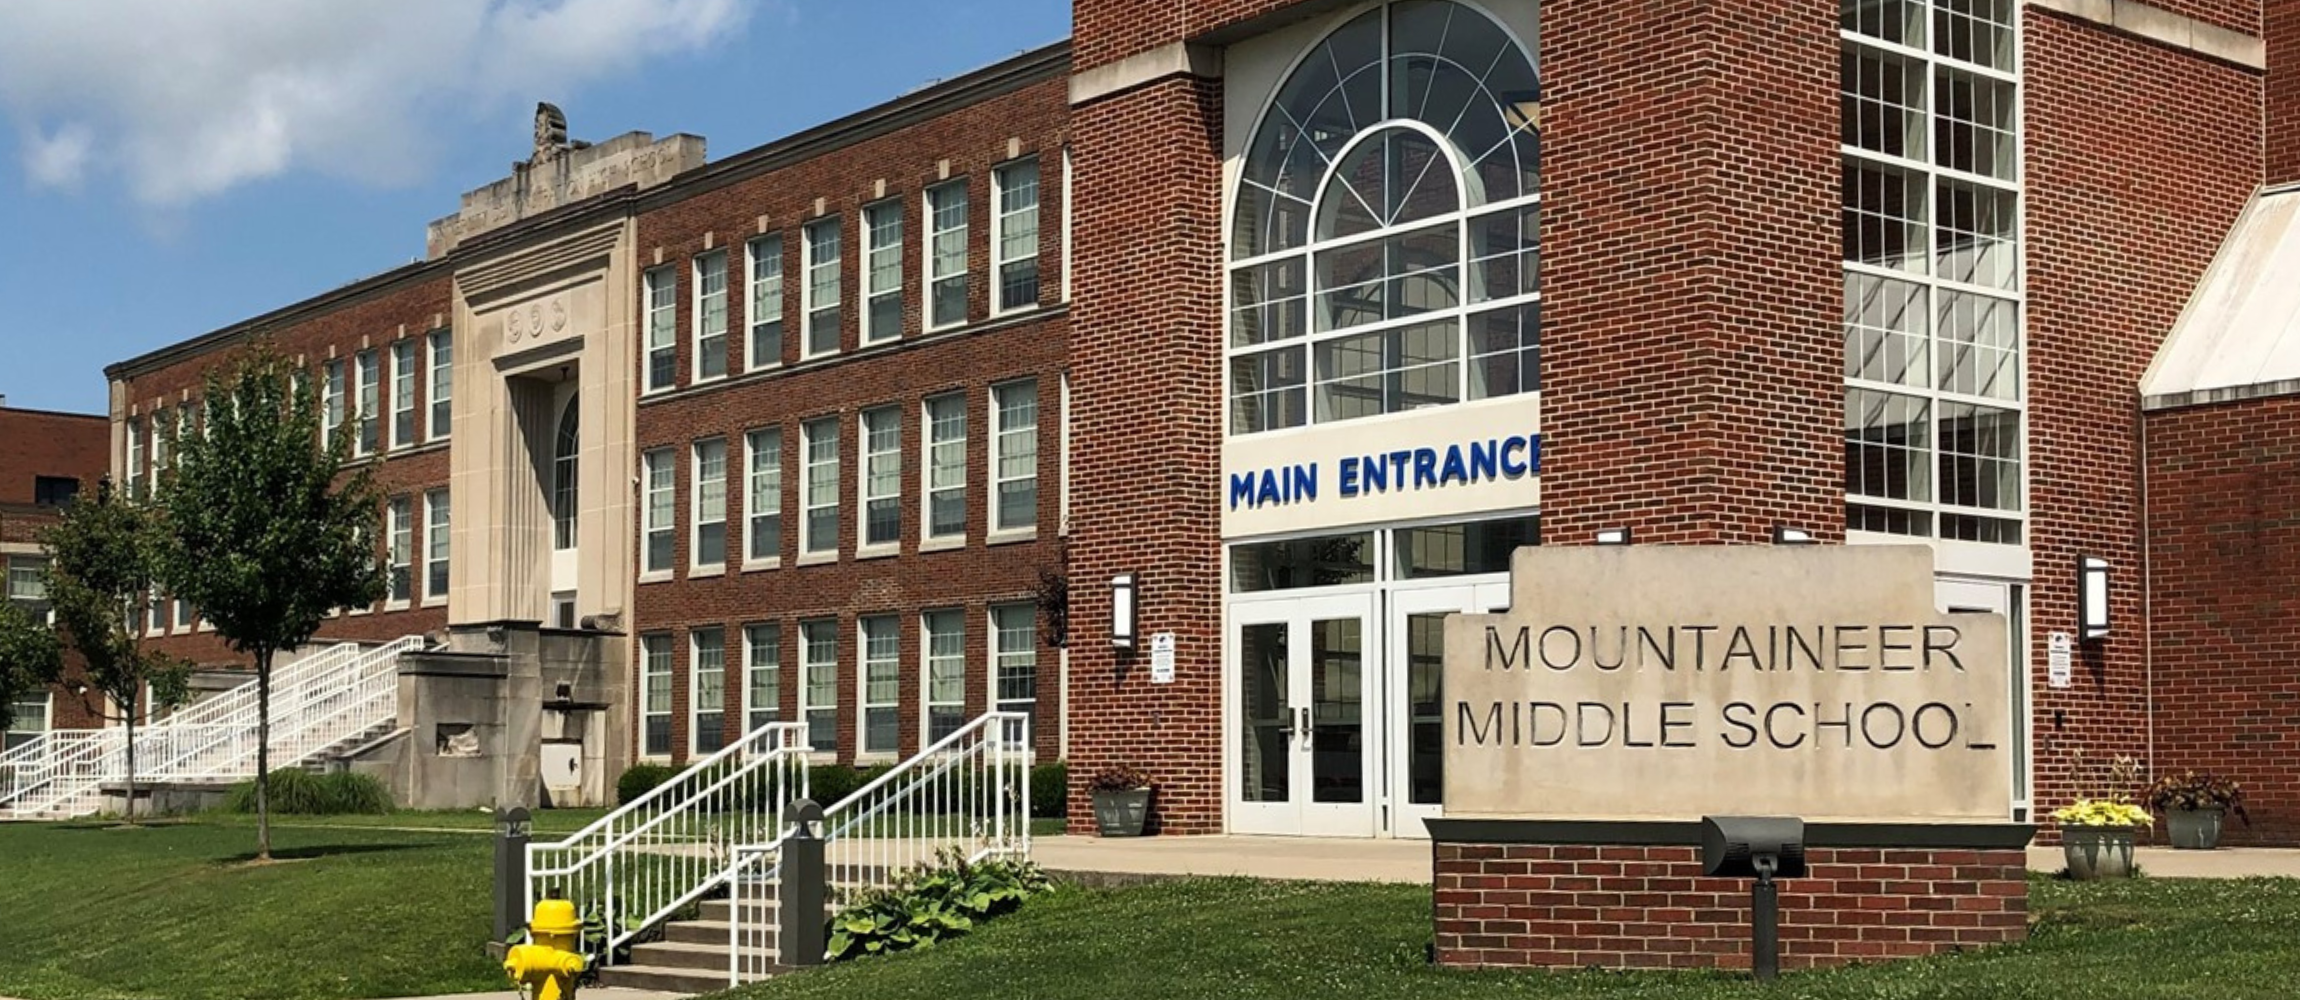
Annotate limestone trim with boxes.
[2027,0,2265,70]
[1069,42,1224,107]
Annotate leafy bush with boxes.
[616,763,678,805]
[1030,762,1068,818]
[1089,762,1151,792]
[827,851,1053,961]
[222,769,392,815]
[2146,770,2251,822]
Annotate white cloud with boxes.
[0,0,753,204]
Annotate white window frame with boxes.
[991,603,1037,757]
[691,627,727,756]
[859,406,901,556]
[323,361,346,449]
[691,437,728,574]
[641,448,676,580]
[3,690,51,751]
[744,623,782,731]
[386,495,413,610]
[922,393,968,548]
[921,608,967,746]
[1061,150,1073,303]
[925,180,970,331]
[744,428,784,570]
[863,200,905,345]
[747,234,785,372]
[990,379,1039,540]
[424,488,450,607]
[150,406,172,476]
[125,416,145,496]
[858,614,900,759]
[803,218,843,360]
[355,349,380,458]
[390,339,417,450]
[640,634,674,760]
[800,619,839,759]
[428,330,453,441]
[644,266,678,394]
[992,158,1041,315]
[694,250,730,383]
[800,417,840,561]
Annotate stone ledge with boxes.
[1427,818,2037,849]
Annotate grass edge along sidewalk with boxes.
[704,875,2300,1000]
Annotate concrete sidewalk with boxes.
[1034,833,2300,883]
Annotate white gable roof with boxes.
[2144,184,2300,408]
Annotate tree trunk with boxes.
[123,689,137,825]
[256,646,272,862]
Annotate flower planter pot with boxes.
[2166,806,2226,850]
[1092,788,1151,837]
[2062,826,2138,879]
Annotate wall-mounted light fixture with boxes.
[2079,556,2111,641]
[1771,525,1818,545]
[1110,573,1139,650]
[1595,527,1633,546]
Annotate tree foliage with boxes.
[0,601,63,732]
[158,344,386,858]
[43,477,192,820]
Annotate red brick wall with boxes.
[1065,73,1228,833]
[629,73,1073,766]
[2144,396,2300,845]
[112,273,457,670]
[0,407,108,505]
[2022,10,2260,822]
[2270,0,2300,184]
[1072,0,1304,70]
[1539,0,1844,546]
[1435,843,2029,970]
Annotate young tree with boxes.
[43,478,191,823]
[159,346,385,860]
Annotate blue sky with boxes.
[0,0,1070,416]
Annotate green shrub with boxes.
[807,764,864,807]
[616,763,678,805]
[221,769,392,815]
[827,851,1052,962]
[1030,762,1068,818]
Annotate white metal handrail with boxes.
[728,712,1031,985]
[526,721,811,957]
[0,637,424,819]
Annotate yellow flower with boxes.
[2051,800,2151,828]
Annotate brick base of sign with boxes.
[1429,822,2033,971]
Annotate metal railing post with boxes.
[780,799,828,968]
[495,806,532,944]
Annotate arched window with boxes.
[553,394,579,550]
[1230,0,1541,433]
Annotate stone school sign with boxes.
[1444,545,2013,823]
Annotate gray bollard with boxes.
[779,799,828,967]
[495,806,532,944]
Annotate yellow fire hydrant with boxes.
[504,899,587,1000]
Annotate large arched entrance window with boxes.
[1229,0,1542,434]
[553,393,580,551]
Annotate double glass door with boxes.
[1233,594,1377,837]
[1229,581,1509,838]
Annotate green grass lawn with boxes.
[710,876,2300,1000]
[0,820,504,1000]
[188,805,614,835]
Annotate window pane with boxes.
[926,395,967,538]
[750,235,785,369]
[746,624,782,730]
[1843,158,1928,273]
[1395,518,1541,578]
[866,204,904,342]
[1845,272,1929,387]
[429,332,453,437]
[929,182,970,328]
[802,621,839,755]
[803,419,839,554]
[993,604,1036,748]
[862,616,900,755]
[1467,206,1539,305]
[924,610,966,743]
[862,408,901,547]
[642,635,673,756]
[694,628,726,754]
[996,161,1040,311]
[1230,349,1308,434]
[696,251,729,380]
[1229,533,1376,592]
[646,268,677,390]
[1844,388,1932,503]
[1313,318,1460,423]
[1231,258,1308,348]
[1466,303,1539,400]
[694,438,727,567]
[993,382,1037,532]
[806,219,843,356]
[1314,224,1460,332]
[1842,45,1926,160]
[748,429,783,562]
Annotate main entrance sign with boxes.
[1444,546,2012,823]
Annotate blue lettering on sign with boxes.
[1234,433,1542,510]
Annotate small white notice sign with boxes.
[2048,632,2073,689]
[1149,632,1177,684]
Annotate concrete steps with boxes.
[595,897,785,994]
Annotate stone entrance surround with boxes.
[1429,820,2033,970]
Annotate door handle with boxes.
[1297,706,1312,746]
